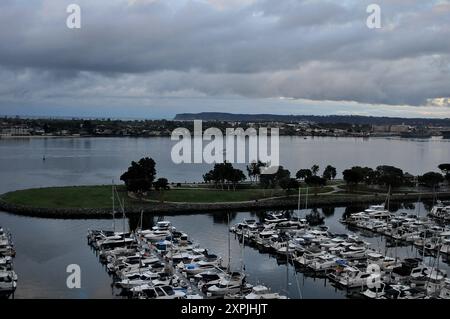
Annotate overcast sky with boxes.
[1,0,450,119]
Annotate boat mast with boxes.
[227,212,231,273]
[305,187,309,217]
[112,179,115,232]
[297,187,301,215]
[113,185,126,236]
[241,228,244,273]
[417,193,421,218]
[385,185,391,211]
[240,226,245,296]
[286,236,289,296]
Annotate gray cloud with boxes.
[0,0,450,115]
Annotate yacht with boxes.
[361,282,388,299]
[132,284,186,299]
[295,250,326,267]
[367,252,397,270]
[243,285,288,299]
[207,273,252,297]
[276,218,308,230]
[308,254,339,271]
[0,270,17,297]
[264,212,288,224]
[425,269,448,296]
[339,245,368,259]
[381,284,427,299]
[335,266,372,288]
[430,201,450,220]
[182,262,219,276]
[439,279,450,299]
[439,231,450,254]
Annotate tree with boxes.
[275,166,291,181]
[343,166,375,186]
[305,175,327,187]
[246,160,266,183]
[204,162,246,190]
[343,167,365,185]
[419,172,444,188]
[228,168,246,191]
[120,157,156,194]
[279,178,299,194]
[376,165,404,187]
[296,169,312,180]
[438,164,450,183]
[438,163,450,174]
[259,166,291,189]
[154,178,169,191]
[322,165,337,180]
[311,164,320,176]
[203,171,213,184]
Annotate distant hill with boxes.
[174,112,450,126]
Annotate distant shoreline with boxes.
[1,134,446,139]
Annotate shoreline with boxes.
[1,190,449,219]
[1,135,445,140]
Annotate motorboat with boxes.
[336,266,372,288]
[264,212,288,224]
[381,284,427,299]
[361,282,388,299]
[295,250,326,267]
[366,252,397,270]
[132,284,186,299]
[276,218,308,230]
[243,285,288,299]
[308,254,339,271]
[207,273,252,296]
[0,270,17,297]
[339,246,368,259]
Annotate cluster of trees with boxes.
[258,164,337,192]
[342,165,414,188]
[203,163,337,192]
[295,165,336,187]
[342,163,450,189]
[417,164,450,188]
[120,157,169,194]
[121,157,450,195]
[203,162,246,190]
[246,161,267,182]
[260,166,297,190]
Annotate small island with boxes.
[1,160,449,218]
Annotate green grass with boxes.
[0,185,126,209]
[148,186,334,203]
[1,185,335,208]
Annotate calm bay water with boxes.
[0,136,449,299]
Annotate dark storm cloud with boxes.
[0,0,449,111]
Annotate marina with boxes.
[0,226,17,299]
[87,218,287,299]
[229,201,450,299]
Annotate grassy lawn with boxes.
[1,185,335,208]
[148,186,334,203]
[0,185,128,209]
